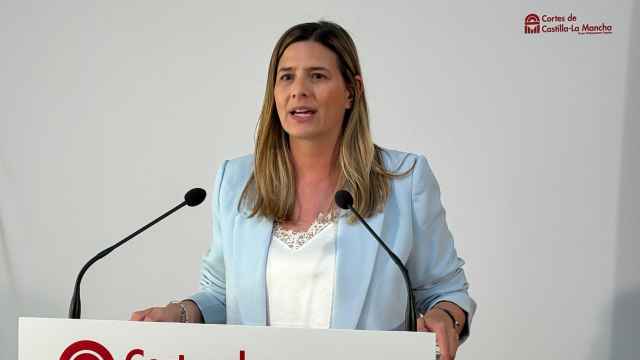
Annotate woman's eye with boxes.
[279,74,292,81]
[312,73,326,80]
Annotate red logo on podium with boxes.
[524,13,541,33]
[60,339,240,359]
[60,340,114,360]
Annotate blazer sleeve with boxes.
[407,155,477,342]
[189,160,228,323]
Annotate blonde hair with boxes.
[240,21,411,221]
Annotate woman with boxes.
[131,21,476,360]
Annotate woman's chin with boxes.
[287,130,320,142]
[283,123,318,140]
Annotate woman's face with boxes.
[274,41,352,145]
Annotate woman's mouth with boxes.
[289,107,317,121]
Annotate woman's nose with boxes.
[291,77,309,99]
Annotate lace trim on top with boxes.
[274,211,337,250]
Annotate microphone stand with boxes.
[69,188,206,319]
[348,207,417,332]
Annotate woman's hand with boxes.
[417,308,460,360]
[130,304,182,322]
[130,300,204,323]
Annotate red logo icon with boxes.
[60,340,114,360]
[524,13,541,34]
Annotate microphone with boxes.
[68,187,207,319]
[335,190,417,332]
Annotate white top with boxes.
[266,214,337,329]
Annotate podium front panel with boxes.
[19,317,435,360]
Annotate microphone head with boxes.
[334,190,354,210]
[184,188,207,207]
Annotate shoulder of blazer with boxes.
[217,154,254,214]
[223,154,254,182]
[378,147,423,174]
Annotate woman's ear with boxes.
[347,75,363,109]
[345,89,354,109]
[354,75,364,95]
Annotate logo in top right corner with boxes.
[524,14,541,34]
[523,12,614,35]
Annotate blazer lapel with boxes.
[331,209,385,329]
[233,213,273,325]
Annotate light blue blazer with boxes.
[191,149,476,339]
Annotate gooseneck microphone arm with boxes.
[68,188,207,319]
[335,190,417,332]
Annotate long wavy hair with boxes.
[240,21,410,221]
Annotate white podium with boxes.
[19,317,435,360]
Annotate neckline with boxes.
[275,207,338,233]
[274,211,337,250]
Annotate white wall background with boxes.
[1,1,638,359]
